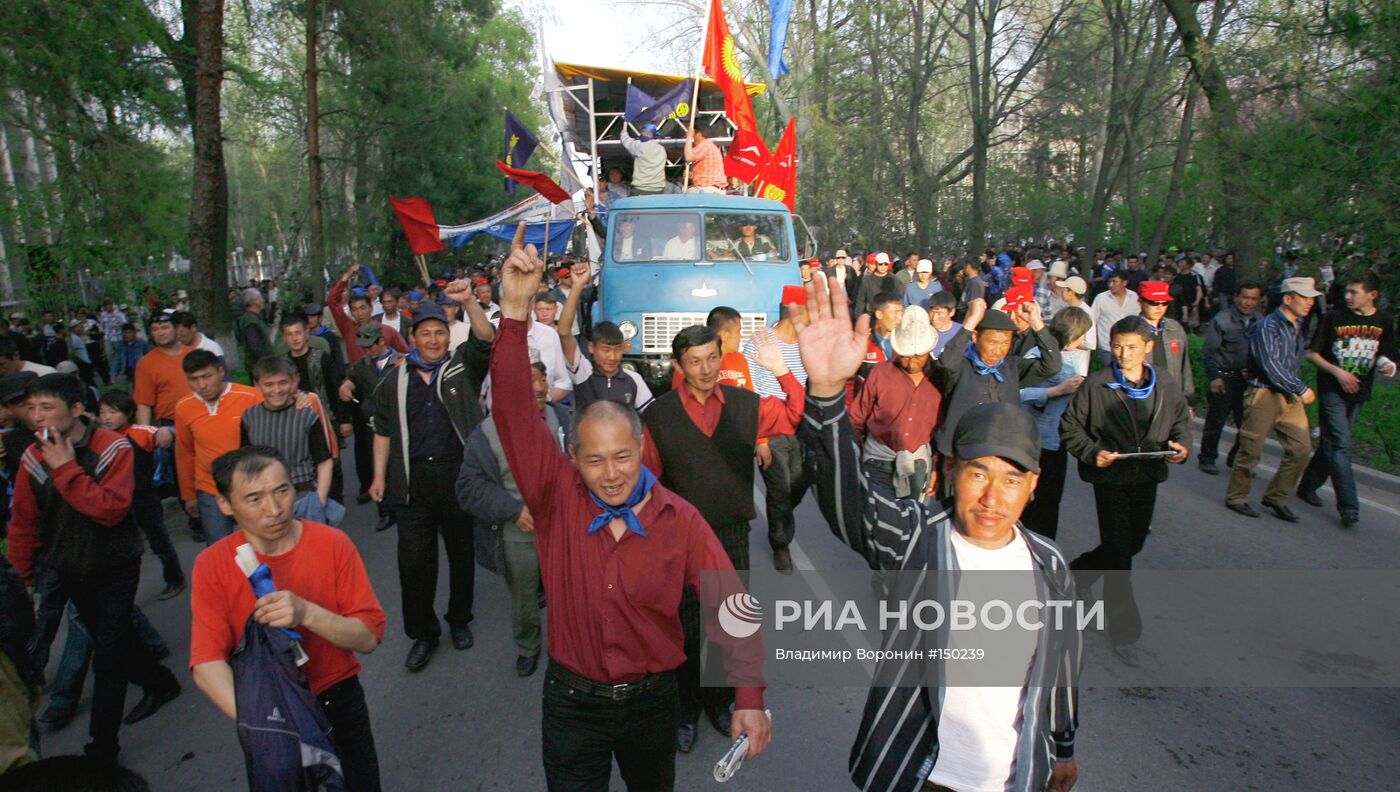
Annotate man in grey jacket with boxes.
[619,124,667,196]
[1137,280,1195,400]
[456,353,568,679]
[1198,282,1263,474]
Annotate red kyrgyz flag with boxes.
[389,195,445,255]
[702,0,758,134]
[753,117,797,211]
[495,161,572,205]
[724,125,772,183]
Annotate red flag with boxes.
[495,161,572,205]
[702,0,758,134]
[724,125,771,183]
[754,117,797,211]
[389,195,445,255]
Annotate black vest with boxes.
[935,356,1024,456]
[573,369,640,412]
[642,385,759,528]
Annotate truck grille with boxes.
[640,313,768,354]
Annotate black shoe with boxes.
[1297,489,1324,508]
[1198,460,1219,476]
[676,721,698,753]
[772,546,793,573]
[356,492,372,505]
[1265,503,1299,523]
[189,528,206,543]
[1226,502,1261,518]
[705,705,733,737]
[376,514,395,532]
[515,654,539,677]
[123,681,181,725]
[158,582,187,601]
[35,707,75,734]
[405,638,439,671]
[1112,643,1141,668]
[450,624,474,651]
[1341,513,1359,528]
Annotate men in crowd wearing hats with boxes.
[797,273,1079,792]
[340,323,404,530]
[1198,281,1264,475]
[1225,276,1323,521]
[902,258,941,309]
[1045,261,1073,317]
[303,302,345,367]
[1027,259,1053,315]
[1296,272,1396,527]
[549,261,592,344]
[620,122,667,196]
[1090,270,1140,367]
[683,124,727,193]
[0,372,38,524]
[931,299,1061,465]
[853,252,898,319]
[1060,316,1192,665]
[849,304,942,501]
[1137,281,1195,400]
[368,282,495,671]
[824,249,859,296]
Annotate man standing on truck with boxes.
[620,124,667,196]
[684,125,727,194]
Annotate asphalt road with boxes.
[37,436,1400,791]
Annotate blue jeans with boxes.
[44,604,169,718]
[292,490,346,526]
[197,490,236,546]
[1299,390,1362,516]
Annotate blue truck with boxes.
[594,193,804,388]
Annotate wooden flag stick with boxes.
[415,254,430,286]
[541,215,553,263]
[682,4,711,190]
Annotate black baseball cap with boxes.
[354,323,384,348]
[302,302,324,316]
[951,402,1041,473]
[408,302,448,330]
[0,371,37,405]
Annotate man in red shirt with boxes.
[190,446,386,791]
[491,224,770,789]
[175,349,264,545]
[327,264,409,366]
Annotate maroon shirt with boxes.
[492,318,765,710]
[848,360,942,452]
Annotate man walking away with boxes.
[1296,272,1395,527]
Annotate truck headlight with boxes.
[618,320,638,340]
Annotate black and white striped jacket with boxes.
[801,391,1080,792]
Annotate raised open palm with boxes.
[798,273,870,398]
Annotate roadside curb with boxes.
[1190,416,1399,492]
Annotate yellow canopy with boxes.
[553,61,767,97]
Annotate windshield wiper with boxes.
[726,238,755,277]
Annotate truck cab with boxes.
[595,193,801,388]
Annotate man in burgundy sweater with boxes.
[490,225,771,790]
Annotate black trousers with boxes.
[351,413,374,497]
[759,434,811,551]
[678,521,748,724]
[542,665,679,792]
[1020,447,1069,541]
[133,492,184,587]
[1070,483,1157,645]
[1199,372,1247,465]
[319,675,381,792]
[63,562,178,760]
[394,460,475,640]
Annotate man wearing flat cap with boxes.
[797,273,1080,792]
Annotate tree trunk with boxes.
[306,0,324,275]
[0,120,21,299]
[187,0,232,353]
[1147,81,1198,259]
[1160,0,1261,279]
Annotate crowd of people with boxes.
[0,227,1394,792]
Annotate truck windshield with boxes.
[611,210,789,263]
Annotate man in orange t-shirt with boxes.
[133,311,195,426]
[190,446,385,790]
[175,349,263,545]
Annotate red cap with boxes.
[1003,284,1034,310]
[866,253,878,265]
[781,284,807,305]
[557,266,571,276]
[472,277,488,285]
[1139,280,1173,302]
[806,258,820,267]
[1011,266,1033,285]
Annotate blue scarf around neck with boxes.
[404,349,448,384]
[964,341,1006,382]
[587,466,657,538]
[1108,361,1156,400]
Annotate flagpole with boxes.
[542,214,553,263]
[682,2,712,190]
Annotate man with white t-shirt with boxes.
[174,312,225,365]
[799,274,1079,792]
[1089,270,1138,366]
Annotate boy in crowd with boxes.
[241,357,340,525]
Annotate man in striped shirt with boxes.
[798,274,1079,792]
[683,125,726,193]
[1225,276,1322,521]
[241,357,339,525]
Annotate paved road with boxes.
[38,437,1400,790]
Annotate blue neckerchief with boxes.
[404,349,448,384]
[964,341,1005,382]
[1108,361,1156,400]
[373,349,395,374]
[587,466,657,538]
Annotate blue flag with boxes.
[504,110,539,195]
[625,79,693,127]
[768,0,792,80]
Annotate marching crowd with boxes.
[0,229,1394,792]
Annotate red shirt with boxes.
[848,360,942,452]
[327,280,410,365]
[189,520,386,695]
[675,371,804,438]
[492,319,765,710]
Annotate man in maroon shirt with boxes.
[491,224,770,791]
[327,264,409,366]
[849,305,943,501]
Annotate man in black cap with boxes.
[0,372,38,529]
[797,273,1080,792]
[368,287,494,671]
[303,302,345,367]
[1059,315,1191,666]
[340,323,403,531]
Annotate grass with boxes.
[1186,335,1399,475]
